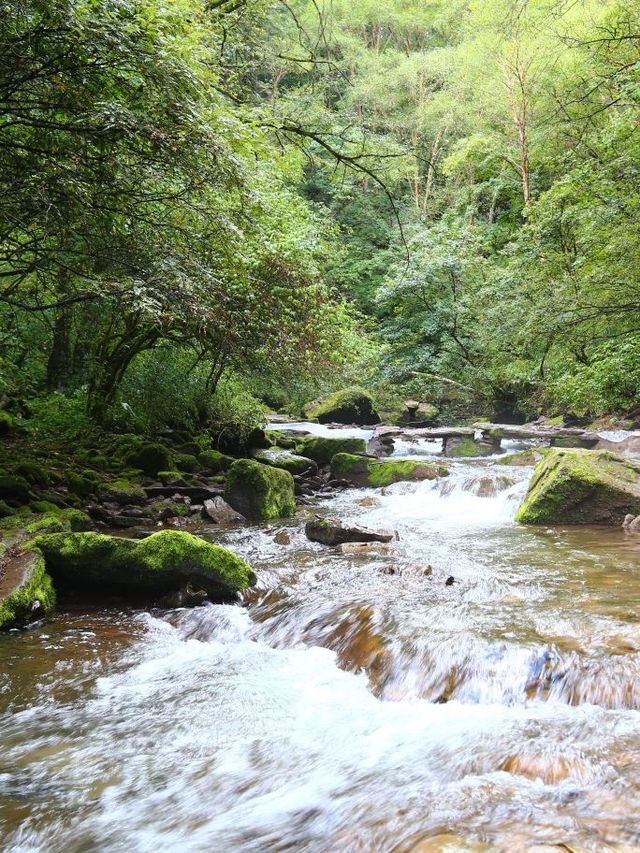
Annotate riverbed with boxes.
[2,427,640,851]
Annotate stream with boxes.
[2,425,640,852]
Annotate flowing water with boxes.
[2,426,640,852]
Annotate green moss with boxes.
[0,475,31,506]
[225,458,295,521]
[174,453,200,472]
[331,453,448,487]
[295,436,367,466]
[0,500,13,518]
[66,471,95,497]
[124,443,173,476]
[253,448,317,475]
[157,470,188,486]
[30,500,61,514]
[0,551,56,630]
[197,449,233,473]
[496,448,550,467]
[445,437,496,458]
[98,479,146,505]
[35,530,255,598]
[2,508,92,535]
[305,387,379,425]
[13,462,50,488]
[0,410,15,434]
[516,448,640,525]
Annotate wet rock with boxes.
[306,516,395,546]
[330,453,448,488]
[158,583,208,608]
[445,576,455,586]
[337,542,391,556]
[516,449,640,525]
[623,513,640,532]
[358,496,382,507]
[500,752,593,784]
[252,448,317,476]
[202,497,245,525]
[0,548,56,630]
[225,459,296,521]
[273,530,292,545]
[444,436,501,458]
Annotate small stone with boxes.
[274,530,292,545]
[445,575,455,586]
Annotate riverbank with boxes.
[3,428,640,850]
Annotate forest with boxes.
[1,0,638,442]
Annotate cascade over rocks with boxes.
[516,448,640,525]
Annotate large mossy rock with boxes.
[97,479,147,506]
[35,530,256,599]
[198,449,233,473]
[331,453,448,488]
[252,448,317,475]
[0,475,31,506]
[304,388,380,425]
[295,436,367,466]
[224,459,295,521]
[124,443,173,476]
[444,436,501,458]
[516,449,640,525]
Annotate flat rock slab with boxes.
[305,517,395,546]
[145,485,224,502]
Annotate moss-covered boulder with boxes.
[124,443,173,476]
[252,448,317,475]
[97,479,147,506]
[444,437,500,458]
[304,387,380,425]
[331,453,448,488]
[225,459,295,521]
[295,436,367,466]
[0,410,15,434]
[157,470,188,487]
[13,461,50,488]
[516,449,640,525]
[0,548,56,630]
[496,448,549,467]
[35,530,255,600]
[198,449,233,473]
[0,475,31,506]
[174,453,200,472]
[1,508,93,536]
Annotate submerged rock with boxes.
[295,436,367,466]
[35,530,256,600]
[252,448,318,475]
[330,453,448,488]
[225,459,296,521]
[305,516,395,546]
[303,387,379,425]
[516,448,640,525]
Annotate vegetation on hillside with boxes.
[1,0,639,435]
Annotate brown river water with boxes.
[2,426,640,852]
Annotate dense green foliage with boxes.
[0,0,639,430]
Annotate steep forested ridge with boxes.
[0,0,639,434]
